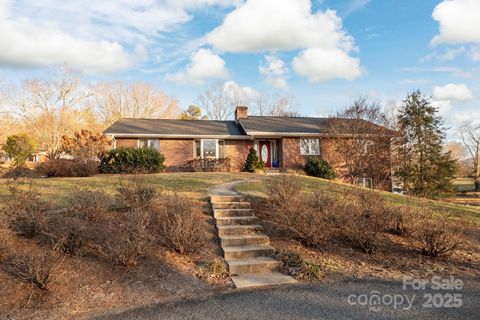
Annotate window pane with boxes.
[148,139,160,150]
[300,139,310,155]
[139,139,148,148]
[202,140,216,158]
[195,140,201,158]
[311,139,320,155]
[218,140,225,158]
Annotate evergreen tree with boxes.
[2,134,36,168]
[179,105,206,120]
[397,90,456,198]
[243,148,265,173]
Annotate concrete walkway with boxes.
[209,178,296,289]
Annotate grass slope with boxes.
[235,175,480,226]
[0,172,252,207]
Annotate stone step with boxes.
[220,234,269,247]
[227,257,280,275]
[212,202,251,209]
[223,245,275,259]
[216,216,259,226]
[210,195,248,203]
[231,272,297,289]
[213,209,254,218]
[217,224,263,236]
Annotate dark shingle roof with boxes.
[104,118,245,136]
[239,116,391,135]
[104,116,393,138]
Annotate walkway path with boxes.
[209,179,296,288]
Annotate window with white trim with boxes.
[139,139,160,150]
[195,139,225,159]
[361,140,374,155]
[355,178,373,189]
[300,138,320,155]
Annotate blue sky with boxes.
[0,0,479,133]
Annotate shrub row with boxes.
[265,176,463,257]
[0,178,207,289]
[99,147,165,174]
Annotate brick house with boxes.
[104,106,394,189]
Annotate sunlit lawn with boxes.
[454,178,476,192]
[0,172,253,207]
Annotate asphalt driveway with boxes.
[95,275,479,320]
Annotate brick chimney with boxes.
[235,106,248,122]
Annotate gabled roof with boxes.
[104,118,245,138]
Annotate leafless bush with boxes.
[116,176,157,211]
[199,259,228,281]
[98,210,152,267]
[2,182,51,238]
[278,251,324,280]
[337,190,388,254]
[43,215,88,255]
[3,251,65,290]
[265,176,335,248]
[412,216,463,257]
[37,159,98,177]
[69,189,111,222]
[152,193,207,254]
[384,206,417,236]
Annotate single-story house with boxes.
[104,106,394,189]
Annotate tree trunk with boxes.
[475,177,480,192]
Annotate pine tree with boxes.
[243,148,265,173]
[397,90,456,198]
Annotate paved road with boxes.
[95,275,480,320]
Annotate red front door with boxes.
[259,141,271,168]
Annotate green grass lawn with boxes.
[454,178,476,192]
[235,175,480,226]
[0,172,253,207]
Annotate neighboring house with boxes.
[104,106,394,189]
[0,150,47,165]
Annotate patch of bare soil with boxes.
[253,200,480,283]
[0,203,231,320]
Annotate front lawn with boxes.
[0,172,252,207]
[235,175,480,226]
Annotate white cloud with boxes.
[431,0,480,45]
[292,47,361,82]
[166,49,229,85]
[433,83,474,102]
[0,0,131,73]
[206,0,355,52]
[259,56,288,89]
[344,0,370,16]
[471,46,480,61]
[0,0,239,73]
[223,80,260,104]
[431,99,452,115]
[206,0,360,82]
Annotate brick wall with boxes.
[280,137,392,190]
[225,140,254,171]
[115,138,138,148]
[160,139,194,171]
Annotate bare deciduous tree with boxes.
[253,93,299,117]
[459,120,480,191]
[93,81,178,126]
[330,96,392,189]
[6,68,96,159]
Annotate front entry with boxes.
[259,141,271,168]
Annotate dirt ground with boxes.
[0,203,232,320]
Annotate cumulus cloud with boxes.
[431,0,480,45]
[0,0,131,73]
[432,83,474,102]
[292,48,361,82]
[223,80,260,104]
[0,0,239,73]
[471,46,480,61]
[206,0,361,82]
[166,49,229,85]
[259,56,288,89]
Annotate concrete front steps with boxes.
[210,194,296,289]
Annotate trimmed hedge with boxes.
[98,147,165,174]
[305,157,336,179]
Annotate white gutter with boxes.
[105,133,252,140]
